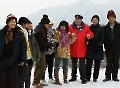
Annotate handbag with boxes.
[0,57,14,68]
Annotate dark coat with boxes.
[104,21,120,50]
[86,24,104,60]
[34,23,53,53]
[0,26,27,63]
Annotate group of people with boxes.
[0,9,120,88]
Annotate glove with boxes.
[54,42,59,48]
[27,59,33,65]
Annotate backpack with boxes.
[28,33,41,62]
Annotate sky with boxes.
[0,0,119,26]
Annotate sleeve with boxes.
[20,34,27,62]
[35,27,53,48]
[98,27,104,46]
[87,25,94,39]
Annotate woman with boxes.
[0,14,27,88]
[86,15,104,82]
[53,21,76,85]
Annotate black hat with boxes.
[40,14,50,24]
[18,17,29,25]
[59,20,69,27]
[91,15,100,22]
[6,14,17,24]
[75,14,83,19]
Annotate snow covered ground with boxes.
[30,67,120,88]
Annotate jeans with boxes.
[54,58,68,73]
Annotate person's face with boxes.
[49,24,53,28]
[108,17,116,25]
[27,23,33,30]
[74,18,82,26]
[44,24,49,29]
[92,18,99,25]
[22,23,29,29]
[60,25,66,29]
[7,19,16,29]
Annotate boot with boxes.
[32,83,43,88]
[63,72,68,84]
[54,73,62,85]
[69,77,77,82]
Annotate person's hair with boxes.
[28,20,32,24]
[18,17,29,25]
[58,20,69,33]
[107,10,116,19]
[6,17,17,24]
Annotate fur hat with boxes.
[107,10,116,19]
[41,15,50,24]
[18,17,29,25]
[75,14,83,19]
[6,14,17,24]
[91,15,100,22]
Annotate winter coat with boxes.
[34,23,53,53]
[69,22,94,58]
[86,24,104,60]
[104,21,120,50]
[53,29,76,59]
[0,26,27,64]
[45,28,55,55]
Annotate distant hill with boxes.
[28,0,120,28]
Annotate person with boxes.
[53,20,76,85]
[41,18,55,85]
[0,14,27,88]
[86,15,104,82]
[103,10,120,82]
[69,14,94,84]
[18,17,33,88]
[32,15,58,88]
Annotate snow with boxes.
[30,67,120,88]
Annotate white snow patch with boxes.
[30,67,120,88]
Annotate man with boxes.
[41,18,55,85]
[32,15,58,88]
[18,17,33,88]
[69,14,94,84]
[103,10,120,82]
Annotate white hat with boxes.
[49,18,54,24]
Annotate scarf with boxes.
[59,29,69,48]
[5,29,13,44]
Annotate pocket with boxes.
[0,57,14,68]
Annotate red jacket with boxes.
[69,22,94,58]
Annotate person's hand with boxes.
[54,39,59,42]
[72,33,76,37]
[86,34,91,39]
[20,62,24,66]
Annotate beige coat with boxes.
[53,30,76,59]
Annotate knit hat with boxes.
[91,15,100,22]
[41,15,50,24]
[75,14,83,19]
[49,18,54,24]
[59,20,69,27]
[6,14,17,24]
[18,17,29,25]
[107,10,116,19]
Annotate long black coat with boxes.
[86,24,104,60]
[0,26,27,63]
[104,21,120,50]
